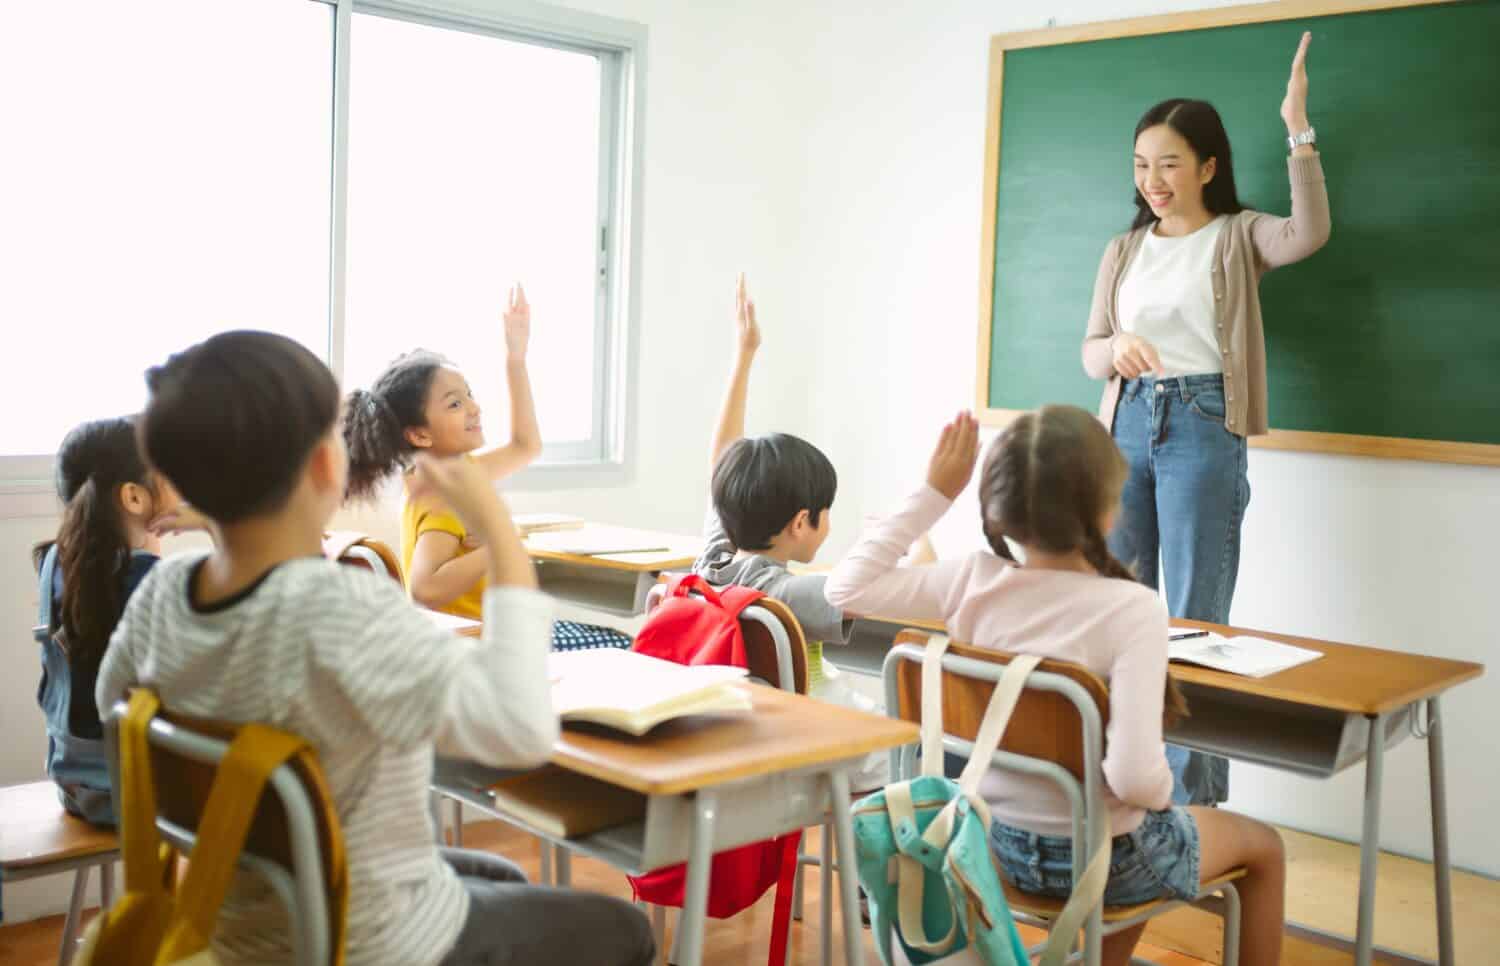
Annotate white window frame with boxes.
[1,0,646,515]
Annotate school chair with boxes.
[103,699,346,965]
[0,782,120,966]
[885,631,1245,966]
[322,530,403,583]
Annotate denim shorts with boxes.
[991,807,1200,905]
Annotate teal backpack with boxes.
[852,636,1109,965]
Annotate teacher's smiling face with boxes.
[1133,124,1217,223]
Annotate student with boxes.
[342,285,629,652]
[825,407,1285,966]
[96,331,654,966]
[32,416,205,826]
[693,275,884,790]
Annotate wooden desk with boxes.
[524,524,702,616]
[436,684,917,966]
[848,614,1483,966]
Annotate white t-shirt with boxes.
[1117,215,1227,377]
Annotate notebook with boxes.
[484,765,645,838]
[525,526,672,557]
[1168,633,1323,678]
[512,512,586,536]
[548,649,752,735]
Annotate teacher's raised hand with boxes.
[1112,332,1164,380]
[1281,31,1312,134]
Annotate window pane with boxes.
[344,13,602,447]
[0,0,333,457]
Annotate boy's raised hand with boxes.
[503,282,531,360]
[147,503,213,538]
[926,411,980,500]
[735,272,761,356]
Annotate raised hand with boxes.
[735,272,761,356]
[1281,31,1312,133]
[147,503,212,538]
[503,283,531,359]
[926,412,980,500]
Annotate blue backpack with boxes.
[852,636,1108,965]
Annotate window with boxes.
[343,12,605,452]
[0,0,643,486]
[0,0,333,459]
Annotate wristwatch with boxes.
[1287,127,1317,150]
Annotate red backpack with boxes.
[628,575,802,964]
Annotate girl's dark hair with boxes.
[32,417,150,672]
[342,349,447,503]
[979,405,1189,725]
[1131,98,1246,231]
[142,331,341,523]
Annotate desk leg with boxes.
[1355,713,1386,966]
[554,845,572,887]
[821,814,835,966]
[1428,696,1454,966]
[829,769,864,966]
[677,789,718,966]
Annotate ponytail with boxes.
[38,418,147,675]
[342,349,446,504]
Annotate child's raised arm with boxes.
[474,283,543,480]
[708,273,761,474]
[825,413,978,620]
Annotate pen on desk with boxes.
[1170,631,1208,642]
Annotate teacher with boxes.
[1081,33,1331,806]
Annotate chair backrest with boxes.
[887,630,1109,784]
[322,531,403,584]
[646,576,809,695]
[105,701,342,966]
[740,597,810,695]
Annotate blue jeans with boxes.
[991,808,1201,905]
[1109,374,1247,806]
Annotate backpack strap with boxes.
[157,726,332,964]
[35,544,59,643]
[665,574,766,620]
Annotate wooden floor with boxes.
[0,818,1414,965]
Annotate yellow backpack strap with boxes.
[154,725,308,964]
[120,690,169,896]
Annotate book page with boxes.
[1168,633,1323,678]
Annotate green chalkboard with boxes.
[981,0,1500,461]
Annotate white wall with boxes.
[3,0,1495,926]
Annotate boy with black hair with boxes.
[97,331,653,966]
[693,278,884,789]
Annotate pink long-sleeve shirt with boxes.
[826,484,1174,837]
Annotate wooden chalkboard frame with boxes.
[975,0,1500,467]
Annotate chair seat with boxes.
[0,781,119,871]
[1003,867,1247,924]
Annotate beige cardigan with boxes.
[1082,153,1331,437]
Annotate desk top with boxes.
[553,683,918,796]
[0,782,118,869]
[858,615,1483,716]
[525,524,702,573]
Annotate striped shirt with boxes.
[97,553,558,966]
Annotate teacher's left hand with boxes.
[1280,31,1312,133]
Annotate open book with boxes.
[485,765,646,839]
[549,649,751,735]
[1168,632,1323,678]
[512,512,586,536]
